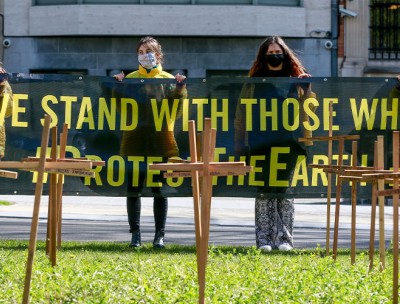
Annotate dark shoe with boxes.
[153,231,165,249]
[130,230,141,248]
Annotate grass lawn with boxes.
[0,240,393,303]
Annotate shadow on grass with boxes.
[60,242,200,254]
[0,240,373,258]
[0,240,29,251]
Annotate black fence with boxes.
[369,0,400,60]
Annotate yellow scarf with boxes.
[137,64,164,78]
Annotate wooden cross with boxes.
[308,132,399,303]
[0,115,104,304]
[299,133,360,259]
[326,137,387,268]
[299,100,355,256]
[331,139,381,266]
[308,136,388,268]
[149,118,252,304]
[299,99,388,266]
[357,131,400,304]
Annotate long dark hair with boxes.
[249,36,306,77]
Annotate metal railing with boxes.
[369,0,400,60]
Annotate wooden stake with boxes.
[326,101,333,255]
[49,126,58,266]
[333,139,344,260]
[22,115,51,304]
[46,127,57,259]
[188,121,203,302]
[149,118,252,304]
[377,136,385,270]
[369,141,378,271]
[199,119,212,304]
[350,141,357,265]
[57,124,68,249]
[392,131,399,304]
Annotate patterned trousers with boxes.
[255,197,294,249]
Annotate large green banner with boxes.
[1,74,399,198]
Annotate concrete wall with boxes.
[2,0,333,77]
[2,36,332,77]
[5,1,319,37]
[28,5,307,37]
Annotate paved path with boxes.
[0,195,395,249]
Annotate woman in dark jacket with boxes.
[235,36,315,252]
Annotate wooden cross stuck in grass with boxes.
[358,131,400,304]
[298,100,370,260]
[0,115,104,304]
[19,125,104,262]
[298,134,360,259]
[303,130,399,303]
[149,118,252,304]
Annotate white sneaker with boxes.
[278,243,293,251]
[259,245,272,252]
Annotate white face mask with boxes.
[138,52,157,69]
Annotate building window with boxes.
[34,0,79,4]
[369,0,400,60]
[33,0,301,6]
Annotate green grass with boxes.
[0,200,13,206]
[0,240,394,303]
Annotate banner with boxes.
[0,74,399,199]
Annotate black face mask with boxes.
[266,54,285,68]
